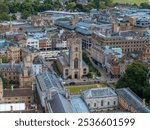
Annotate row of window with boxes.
[88,101,116,107]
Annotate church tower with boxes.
[68,33,83,79]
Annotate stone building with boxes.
[0,63,34,88]
[141,44,150,61]
[7,46,20,63]
[0,77,35,111]
[57,33,89,79]
[116,88,150,113]
[92,31,150,53]
[82,88,118,112]
[28,15,53,27]
[19,67,34,88]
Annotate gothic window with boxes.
[75,47,78,52]
[74,58,78,69]
[94,103,96,107]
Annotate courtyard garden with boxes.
[66,84,107,94]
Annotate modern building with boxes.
[26,38,39,49]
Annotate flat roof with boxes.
[3,88,34,97]
[0,103,25,112]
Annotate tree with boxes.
[0,76,8,89]
[0,2,9,13]
[140,2,150,9]
[2,56,8,63]
[105,0,113,7]
[0,12,10,21]
[116,61,150,101]
[21,11,30,19]
[65,2,76,11]
[93,0,100,9]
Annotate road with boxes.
[87,53,118,84]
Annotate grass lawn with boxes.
[66,84,107,94]
[56,17,70,21]
[113,0,148,5]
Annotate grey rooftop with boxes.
[116,88,150,113]
[36,72,63,92]
[49,92,74,113]
[82,87,117,98]
[70,96,89,113]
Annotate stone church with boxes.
[57,33,89,79]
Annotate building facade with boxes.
[82,88,118,112]
[92,32,150,53]
[7,46,20,63]
[57,33,89,79]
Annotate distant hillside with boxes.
[113,0,148,5]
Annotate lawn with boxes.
[56,17,70,22]
[113,0,148,5]
[66,84,106,94]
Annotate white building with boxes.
[0,103,25,112]
[26,38,39,49]
[40,49,68,60]
[56,41,68,49]
[82,88,118,112]
[32,58,43,75]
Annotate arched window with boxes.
[75,47,78,52]
[74,58,78,69]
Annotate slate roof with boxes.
[49,92,74,113]
[82,87,117,98]
[3,88,34,97]
[116,88,150,113]
[36,72,63,92]
[70,96,89,113]
[0,64,21,72]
